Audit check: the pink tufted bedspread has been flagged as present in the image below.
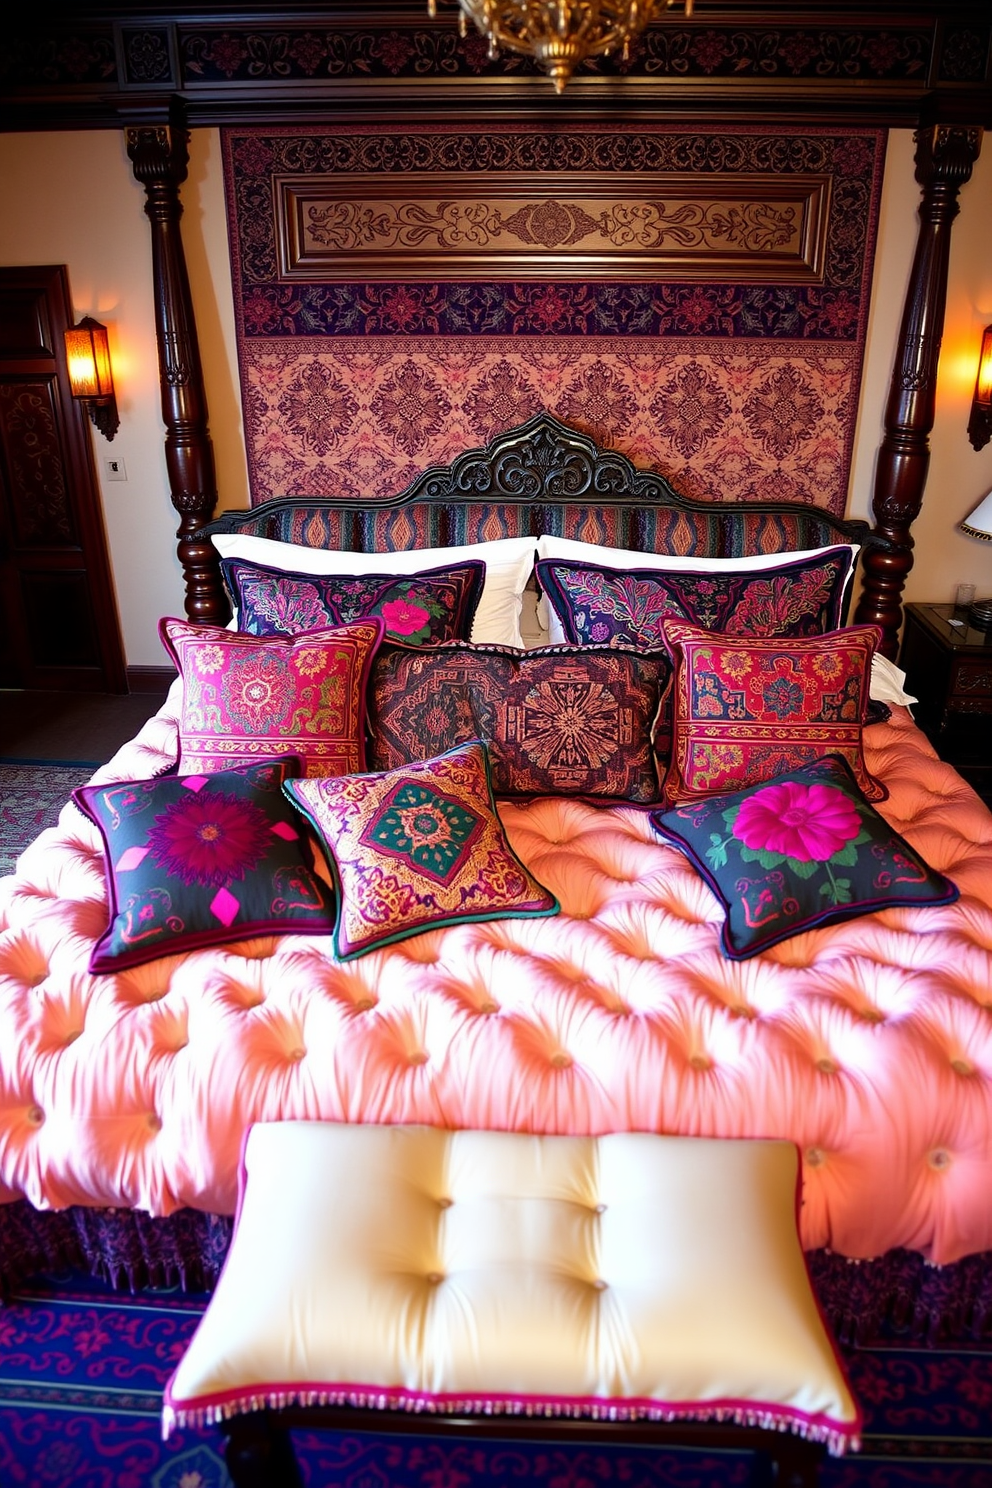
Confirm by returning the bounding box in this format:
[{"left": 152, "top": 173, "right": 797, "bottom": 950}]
[{"left": 1, "top": 691, "right": 990, "bottom": 1266}]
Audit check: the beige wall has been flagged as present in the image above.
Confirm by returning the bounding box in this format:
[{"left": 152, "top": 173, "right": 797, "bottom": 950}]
[{"left": 1, "top": 125, "right": 990, "bottom": 667}]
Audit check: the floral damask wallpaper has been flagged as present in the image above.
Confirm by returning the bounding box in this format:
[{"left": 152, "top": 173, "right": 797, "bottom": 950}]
[{"left": 223, "top": 124, "right": 885, "bottom": 514}]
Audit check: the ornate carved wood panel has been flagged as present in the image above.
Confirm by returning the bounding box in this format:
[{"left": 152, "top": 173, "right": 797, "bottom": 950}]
[{"left": 275, "top": 171, "right": 830, "bottom": 282}]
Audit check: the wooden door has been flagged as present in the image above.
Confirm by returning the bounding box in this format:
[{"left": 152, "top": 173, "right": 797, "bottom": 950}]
[{"left": 0, "top": 264, "right": 126, "bottom": 692}]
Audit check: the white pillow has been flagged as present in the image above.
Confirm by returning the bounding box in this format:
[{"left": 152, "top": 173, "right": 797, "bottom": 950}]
[
  {"left": 212, "top": 532, "right": 537, "bottom": 648},
  {"left": 535, "top": 536, "right": 861, "bottom": 642},
  {"left": 869, "top": 654, "right": 917, "bottom": 708}
]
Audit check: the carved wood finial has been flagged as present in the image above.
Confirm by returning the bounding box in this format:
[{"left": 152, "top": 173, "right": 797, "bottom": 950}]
[
  {"left": 854, "top": 124, "right": 983, "bottom": 659},
  {"left": 125, "top": 105, "right": 228, "bottom": 625}
]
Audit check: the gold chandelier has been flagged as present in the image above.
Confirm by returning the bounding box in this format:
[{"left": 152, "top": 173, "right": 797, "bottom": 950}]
[{"left": 428, "top": 0, "right": 694, "bottom": 93}]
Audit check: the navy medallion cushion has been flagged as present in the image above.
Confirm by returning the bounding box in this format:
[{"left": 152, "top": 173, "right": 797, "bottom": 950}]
[
  {"left": 535, "top": 547, "right": 856, "bottom": 649},
  {"left": 366, "top": 640, "right": 669, "bottom": 803},
  {"left": 283, "top": 740, "right": 559, "bottom": 960},
  {"left": 74, "top": 757, "right": 335, "bottom": 972},
  {"left": 649, "top": 754, "right": 958, "bottom": 961},
  {"left": 220, "top": 556, "right": 484, "bottom": 646}
]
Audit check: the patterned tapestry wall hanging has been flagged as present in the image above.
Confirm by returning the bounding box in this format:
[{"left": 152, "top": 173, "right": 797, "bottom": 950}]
[{"left": 223, "top": 125, "right": 885, "bottom": 515}]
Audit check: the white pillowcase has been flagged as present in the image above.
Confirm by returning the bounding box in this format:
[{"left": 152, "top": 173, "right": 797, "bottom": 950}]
[
  {"left": 535, "top": 535, "right": 861, "bottom": 643},
  {"left": 212, "top": 532, "right": 537, "bottom": 648},
  {"left": 869, "top": 654, "right": 917, "bottom": 708}
]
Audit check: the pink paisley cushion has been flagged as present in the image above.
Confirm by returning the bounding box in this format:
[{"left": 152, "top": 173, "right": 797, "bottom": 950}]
[
  {"left": 160, "top": 616, "right": 383, "bottom": 778},
  {"left": 73, "top": 756, "right": 336, "bottom": 973},
  {"left": 659, "top": 619, "right": 886, "bottom": 805},
  {"left": 366, "top": 640, "right": 668, "bottom": 804},
  {"left": 283, "top": 740, "right": 559, "bottom": 960}
]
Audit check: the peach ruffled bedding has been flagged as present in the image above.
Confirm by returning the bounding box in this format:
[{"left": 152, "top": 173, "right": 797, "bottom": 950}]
[{"left": 1, "top": 687, "right": 990, "bottom": 1265}]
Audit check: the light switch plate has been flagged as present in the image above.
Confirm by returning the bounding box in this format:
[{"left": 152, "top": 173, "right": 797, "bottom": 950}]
[{"left": 104, "top": 457, "right": 127, "bottom": 481}]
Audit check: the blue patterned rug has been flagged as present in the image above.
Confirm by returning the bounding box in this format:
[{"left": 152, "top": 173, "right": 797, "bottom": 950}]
[
  {"left": 0, "top": 1273, "right": 989, "bottom": 1487},
  {"left": 0, "top": 759, "right": 97, "bottom": 876}
]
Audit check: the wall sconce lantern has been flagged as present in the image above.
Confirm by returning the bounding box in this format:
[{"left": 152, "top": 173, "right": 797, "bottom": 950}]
[
  {"left": 967, "top": 323, "right": 992, "bottom": 452},
  {"left": 64, "top": 316, "right": 119, "bottom": 441}
]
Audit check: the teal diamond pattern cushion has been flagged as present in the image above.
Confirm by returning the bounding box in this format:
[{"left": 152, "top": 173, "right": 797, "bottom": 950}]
[{"left": 284, "top": 740, "right": 559, "bottom": 960}]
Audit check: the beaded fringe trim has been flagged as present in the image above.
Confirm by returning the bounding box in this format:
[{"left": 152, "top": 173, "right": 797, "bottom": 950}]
[{"left": 163, "top": 1390, "right": 857, "bottom": 1458}]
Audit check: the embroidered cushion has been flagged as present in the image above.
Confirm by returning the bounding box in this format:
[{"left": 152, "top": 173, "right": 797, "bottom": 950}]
[
  {"left": 650, "top": 754, "right": 959, "bottom": 960},
  {"left": 535, "top": 547, "right": 856, "bottom": 649},
  {"left": 283, "top": 740, "right": 558, "bottom": 960},
  {"left": 211, "top": 532, "right": 537, "bottom": 647},
  {"left": 366, "top": 641, "right": 668, "bottom": 803},
  {"left": 659, "top": 620, "right": 885, "bottom": 804},
  {"left": 220, "top": 556, "right": 484, "bottom": 646},
  {"left": 74, "top": 757, "right": 335, "bottom": 972},
  {"left": 160, "top": 616, "right": 382, "bottom": 778}
]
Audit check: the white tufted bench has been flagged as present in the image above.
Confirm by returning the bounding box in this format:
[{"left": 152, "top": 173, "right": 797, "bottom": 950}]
[{"left": 164, "top": 1123, "right": 859, "bottom": 1488}]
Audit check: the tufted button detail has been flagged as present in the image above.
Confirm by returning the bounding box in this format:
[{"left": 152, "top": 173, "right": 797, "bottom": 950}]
[
  {"left": 148, "top": 1114, "right": 162, "bottom": 1133},
  {"left": 64, "top": 1030, "right": 82, "bottom": 1045},
  {"left": 480, "top": 1000, "right": 499, "bottom": 1015},
  {"left": 426, "top": 1272, "right": 443, "bottom": 1286},
  {"left": 805, "top": 1147, "right": 825, "bottom": 1168},
  {"left": 409, "top": 1050, "right": 429, "bottom": 1066},
  {"left": 816, "top": 1058, "right": 838, "bottom": 1076},
  {"left": 437, "top": 1197, "right": 452, "bottom": 1210},
  {"left": 354, "top": 997, "right": 375, "bottom": 1013},
  {"left": 288, "top": 1047, "right": 306, "bottom": 1063},
  {"left": 950, "top": 1058, "right": 974, "bottom": 1078},
  {"left": 26, "top": 1105, "right": 44, "bottom": 1127},
  {"left": 595, "top": 1203, "right": 607, "bottom": 1214},
  {"left": 689, "top": 1054, "right": 711, "bottom": 1073},
  {"left": 591, "top": 1279, "right": 608, "bottom": 1292},
  {"left": 928, "top": 1148, "right": 951, "bottom": 1172},
  {"left": 550, "top": 1051, "right": 573, "bottom": 1070}
]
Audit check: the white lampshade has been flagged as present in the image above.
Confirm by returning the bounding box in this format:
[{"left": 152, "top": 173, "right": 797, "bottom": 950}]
[{"left": 960, "top": 489, "right": 992, "bottom": 541}]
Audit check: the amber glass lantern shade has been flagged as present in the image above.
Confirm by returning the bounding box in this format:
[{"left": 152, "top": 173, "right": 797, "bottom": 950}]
[
  {"left": 967, "top": 323, "right": 992, "bottom": 452},
  {"left": 64, "top": 317, "right": 119, "bottom": 440}
]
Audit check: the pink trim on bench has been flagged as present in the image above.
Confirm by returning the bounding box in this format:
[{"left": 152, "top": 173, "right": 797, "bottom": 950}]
[{"left": 163, "top": 1377, "right": 860, "bottom": 1458}]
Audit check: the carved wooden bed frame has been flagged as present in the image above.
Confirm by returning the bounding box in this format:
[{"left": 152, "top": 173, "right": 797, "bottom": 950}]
[
  {"left": 122, "top": 109, "right": 983, "bottom": 662},
  {"left": 197, "top": 411, "right": 876, "bottom": 584}
]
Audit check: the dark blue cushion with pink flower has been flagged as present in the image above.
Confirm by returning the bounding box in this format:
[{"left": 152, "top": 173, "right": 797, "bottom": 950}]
[
  {"left": 74, "top": 757, "right": 336, "bottom": 972},
  {"left": 649, "top": 754, "right": 958, "bottom": 960},
  {"left": 221, "top": 556, "right": 484, "bottom": 646}
]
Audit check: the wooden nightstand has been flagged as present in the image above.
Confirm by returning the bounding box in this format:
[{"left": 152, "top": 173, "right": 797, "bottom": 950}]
[{"left": 899, "top": 603, "right": 992, "bottom": 805}]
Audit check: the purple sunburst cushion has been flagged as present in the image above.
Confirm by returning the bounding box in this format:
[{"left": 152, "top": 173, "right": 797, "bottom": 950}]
[
  {"left": 658, "top": 619, "right": 886, "bottom": 804},
  {"left": 365, "top": 640, "right": 669, "bottom": 804},
  {"left": 283, "top": 740, "right": 559, "bottom": 960},
  {"left": 160, "top": 616, "right": 383, "bottom": 778},
  {"left": 220, "top": 556, "right": 485, "bottom": 645},
  {"left": 74, "top": 756, "right": 336, "bottom": 973},
  {"left": 650, "top": 754, "right": 958, "bottom": 960}
]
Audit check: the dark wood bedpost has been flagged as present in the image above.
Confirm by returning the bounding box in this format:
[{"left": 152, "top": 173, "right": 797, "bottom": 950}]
[
  {"left": 854, "top": 124, "right": 983, "bottom": 659},
  {"left": 125, "top": 106, "right": 229, "bottom": 625}
]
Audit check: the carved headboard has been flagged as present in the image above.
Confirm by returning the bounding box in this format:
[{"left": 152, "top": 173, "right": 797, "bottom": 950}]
[{"left": 201, "top": 411, "right": 870, "bottom": 558}]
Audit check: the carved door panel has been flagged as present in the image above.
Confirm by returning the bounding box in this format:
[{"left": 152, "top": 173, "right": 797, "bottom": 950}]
[{"left": 0, "top": 265, "right": 126, "bottom": 691}]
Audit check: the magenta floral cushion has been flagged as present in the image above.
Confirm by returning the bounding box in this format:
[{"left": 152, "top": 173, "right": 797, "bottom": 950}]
[
  {"left": 536, "top": 548, "right": 856, "bottom": 648},
  {"left": 659, "top": 619, "right": 886, "bottom": 804},
  {"left": 650, "top": 754, "right": 958, "bottom": 960},
  {"left": 220, "top": 557, "right": 484, "bottom": 646},
  {"left": 74, "top": 757, "right": 335, "bottom": 972},
  {"left": 366, "top": 641, "right": 669, "bottom": 803},
  {"left": 160, "top": 616, "right": 383, "bottom": 778},
  {"left": 283, "top": 740, "right": 559, "bottom": 960}
]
